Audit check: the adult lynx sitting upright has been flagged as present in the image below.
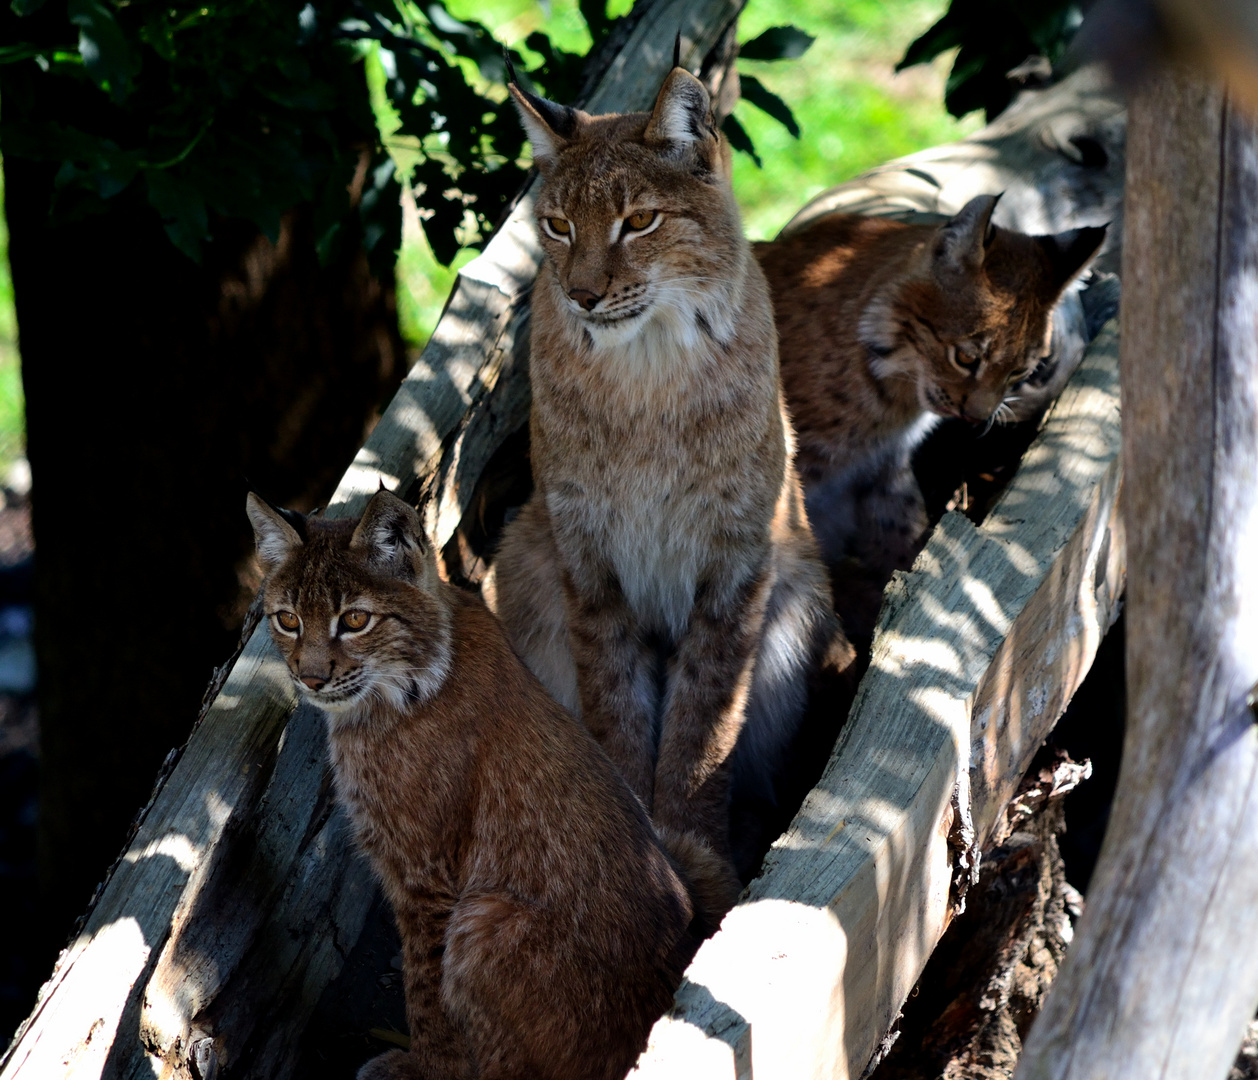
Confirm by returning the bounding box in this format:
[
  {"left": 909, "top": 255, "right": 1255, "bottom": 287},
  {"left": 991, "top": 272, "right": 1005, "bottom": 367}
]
[
  {"left": 247, "top": 490, "right": 734, "bottom": 1080},
  {"left": 493, "top": 67, "right": 854, "bottom": 879}
]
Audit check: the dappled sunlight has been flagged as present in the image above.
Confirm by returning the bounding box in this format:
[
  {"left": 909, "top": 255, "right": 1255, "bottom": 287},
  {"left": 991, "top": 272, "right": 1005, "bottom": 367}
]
[
  {"left": 652, "top": 319, "right": 1123, "bottom": 1076},
  {"left": 123, "top": 834, "right": 199, "bottom": 875},
  {"left": 2, "top": 918, "right": 149, "bottom": 1079}
]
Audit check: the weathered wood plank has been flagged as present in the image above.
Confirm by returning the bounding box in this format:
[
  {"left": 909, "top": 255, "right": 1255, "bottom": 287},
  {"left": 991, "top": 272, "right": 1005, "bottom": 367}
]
[
  {"left": 779, "top": 64, "right": 1124, "bottom": 252},
  {"left": 0, "top": 6, "right": 742, "bottom": 1078},
  {"left": 1015, "top": 69, "right": 1258, "bottom": 1080},
  {"left": 633, "top": 323, "right": 1124, "bottom": 1080}
]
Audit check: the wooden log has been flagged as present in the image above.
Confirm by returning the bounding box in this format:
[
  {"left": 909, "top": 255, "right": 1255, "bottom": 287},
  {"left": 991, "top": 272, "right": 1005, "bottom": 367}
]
[
  {"left": 632, "top": 322, "right": 1125, "bottom": 1080},
  {"left": 0, "top": 6, "right": 742, "bottom": 1078},
  {"left": 779, "top": 65, "right": 1125, "bottom": 260},
  {"left": 1013, "top": 68, "right": 1258, "bottom": 1080}
]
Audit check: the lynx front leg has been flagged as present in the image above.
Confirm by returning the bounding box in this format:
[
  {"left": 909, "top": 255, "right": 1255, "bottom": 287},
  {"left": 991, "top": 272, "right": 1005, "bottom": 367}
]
[
  {"left": 562, "top": 568, "right": 661, "bottom": 807},
  {"left": 653, "top": 566, "right": 773, "bottom": 855},
  {"left": 358, "top": 896, "right": 474, "bottom": 1080}
]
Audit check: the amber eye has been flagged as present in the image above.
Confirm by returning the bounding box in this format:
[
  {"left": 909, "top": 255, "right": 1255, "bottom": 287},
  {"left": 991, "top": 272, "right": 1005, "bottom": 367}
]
[
  {"left": 545, "top": 217, "right": 571, "bottom": 237},
  {"left": 340, "top": 610, "right": 370, "bottom": 633},
  {"left": 947, "top": 344, "right": 980, "bottom": 373},
  {"left": 275, "top": 611, "right": 300, "bottom": 632},
  {"left": 624, "top": 210, "right": 657, "bottom": 232}
]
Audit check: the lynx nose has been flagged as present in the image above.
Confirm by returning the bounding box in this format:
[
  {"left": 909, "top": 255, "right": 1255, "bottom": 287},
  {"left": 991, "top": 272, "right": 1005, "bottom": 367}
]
[
  {"left": 568, "top": 288, "right": 603, "bottom": 312},
  {"left": 300, "top": 674, "right": 328, "bottom": 691}
]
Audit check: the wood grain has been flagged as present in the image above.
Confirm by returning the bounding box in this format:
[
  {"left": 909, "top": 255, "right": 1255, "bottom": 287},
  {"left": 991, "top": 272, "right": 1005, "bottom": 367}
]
[
  {"left": 0, "top": 6, "right": 742, "bottom": 1077},
  {"left": 1015, "top": 69, "right": 1258, "bottom": 1080},
  {"left": 634, "top": 324, "right": 1124, "bottom": 1080}
]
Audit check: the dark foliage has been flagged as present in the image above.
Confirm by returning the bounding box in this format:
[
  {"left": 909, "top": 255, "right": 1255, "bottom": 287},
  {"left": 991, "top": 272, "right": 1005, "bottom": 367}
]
[
  {"left": 0, "top": 0, "right": 601, "bottom": 269},
  {"left": 897, "top": 0, "right": 1087, "bottom": 120}
]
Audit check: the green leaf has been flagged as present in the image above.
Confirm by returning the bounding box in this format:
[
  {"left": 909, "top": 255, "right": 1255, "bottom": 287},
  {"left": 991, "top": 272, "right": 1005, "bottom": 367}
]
[
  {"left": 897, "top": 15, "right": 963, "bottom": 71},
  {"left": 68, "top": 0, "right": 138, "bottom": 102},
  {"left": 0, "top": 42, "right": 47, "bottom": 64},
  {"left": 738, "top": 26, "right": 814, "bottom": 62},
  {"left": 9, "top": 0, "right": 47, "bottom": 17},
  {"left": 144, "top": 170, "right": 208, "bottom": 262},
  {"left": 721, "top": 112, "right": 760, "bottom": 168},
  {"left": 738, "top": 74, "right": 800, "bottom": 138}
]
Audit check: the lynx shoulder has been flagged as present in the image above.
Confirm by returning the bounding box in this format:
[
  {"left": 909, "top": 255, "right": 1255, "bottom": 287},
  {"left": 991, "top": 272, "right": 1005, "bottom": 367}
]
[
  {"left": 247, "top": 490, "right": 735, "bottom": 1080},
  {"left": 756, "top": 196, "right": 1105, "bottom": 643},
  {"left": 491, "top": 67, "right": 855, "bottom": 881}
]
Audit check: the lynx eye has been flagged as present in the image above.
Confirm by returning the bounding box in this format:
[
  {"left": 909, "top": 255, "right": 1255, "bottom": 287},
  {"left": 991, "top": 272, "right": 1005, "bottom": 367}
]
[
  {"left": 340, "top": 610, "right": 371, "bottom": 633},
  {"left": 947, "top": 344, "right": 980, "bottom": 374},
  {"left": 275, "top": 611, "right": 300, "bottom": 632},
  {"left": 624, "top": 210, "right": 657, "bottom": 232},
  {"left": 544, "top": 217, "right": 572, "bottom": 239}
]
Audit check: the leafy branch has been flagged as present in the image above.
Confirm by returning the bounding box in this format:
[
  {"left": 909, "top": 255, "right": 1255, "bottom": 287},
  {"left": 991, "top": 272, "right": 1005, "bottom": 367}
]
[{"left": 721, "top": 24, "right": 814, "bottom": 169}]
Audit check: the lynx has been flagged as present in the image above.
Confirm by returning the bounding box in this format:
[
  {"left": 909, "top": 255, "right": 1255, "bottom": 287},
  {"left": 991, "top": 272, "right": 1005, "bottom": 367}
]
[
  {"left": 491, "top": 68, "right": 855, "bottom": 881},
  {"left": 247, "top": 490, "right": 735, "bottom": 1080},
  {"left": 756, "top": 196, "right": 1106, "bottom": 643}
]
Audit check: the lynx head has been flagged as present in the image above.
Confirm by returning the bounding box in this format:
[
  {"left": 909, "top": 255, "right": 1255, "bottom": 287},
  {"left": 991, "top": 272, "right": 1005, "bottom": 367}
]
[
  {"left": 510, "top": 67, "right": 745, "bottom": 351},
  {"left": 246, "top": 490, "right": 452, "bottom": 720},
  {"left": 861, "top": 194, "right": 1106, "bottom": 425}
]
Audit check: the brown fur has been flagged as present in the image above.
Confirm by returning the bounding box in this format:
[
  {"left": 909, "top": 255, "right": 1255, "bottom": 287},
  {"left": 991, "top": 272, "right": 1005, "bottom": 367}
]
[
  {"left": 492, "top": 70, "right": 855, "bottom": 881},
  {"left": 756, "top": 197, "right": 1105, "bottom": 643},
  {"left": 247, "top": 491, "right": 737, "bottom": 1080}
]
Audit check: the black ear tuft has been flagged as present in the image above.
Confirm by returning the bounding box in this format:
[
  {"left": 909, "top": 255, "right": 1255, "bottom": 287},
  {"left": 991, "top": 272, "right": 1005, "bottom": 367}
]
[
  {"left": 503, "top": 47, "right": 517, "bottom": 87},
  {"left": 673, "top": 31, "right": 682, "bottom": 70}
]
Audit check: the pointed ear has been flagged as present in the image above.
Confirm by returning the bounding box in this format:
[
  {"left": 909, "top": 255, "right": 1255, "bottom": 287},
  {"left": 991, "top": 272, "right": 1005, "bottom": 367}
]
[
  {"left": 644, "top": 68, "right": 716, "bottom": 163},
  {"left": 1038, "top": 224, "right": 1108, "bottom": 294},
  {"left": 509, "top": 82, "right": 579, "bottom": 170},
  {"left": 350, "top": 490, "right": 427, "bottom": 578},
  {"left": 246, "top": 492, "right": 304, "bottom": 575},
  {"left": 935, "top": 194, "right": 1002, "bottom": 274}
]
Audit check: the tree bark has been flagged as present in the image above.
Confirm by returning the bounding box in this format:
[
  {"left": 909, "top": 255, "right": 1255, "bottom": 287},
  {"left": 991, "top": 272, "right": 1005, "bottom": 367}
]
[
  {"left": 0, "top": 66, "right": 405, "bottom": 954},
  {"left": 1015, "top": 67, "right": 1258, "bottom": 1080}
]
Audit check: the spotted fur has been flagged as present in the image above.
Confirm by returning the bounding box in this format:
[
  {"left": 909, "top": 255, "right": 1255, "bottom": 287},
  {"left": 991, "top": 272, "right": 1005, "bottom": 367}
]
[
  {"left": 756, "top": 197, "right": 1105, "bottom": 643},
  {"left": 248, "top": 491, "right": 737, "bottom": 1080},
  {"left": 492, "top": 69, "right": 856, "bottom": 881}
]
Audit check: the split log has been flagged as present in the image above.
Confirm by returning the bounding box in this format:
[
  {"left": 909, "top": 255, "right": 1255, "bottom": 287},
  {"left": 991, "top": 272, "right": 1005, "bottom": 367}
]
[
  {"left": 1013, "top": 68, "right": 1258, "bottom": 1080},
  {"left": 0, "top": 5, "right": 742, "bottom": 1078},
  {"left": 632, "top": 321, "right": 1125, "bottom": 1080}
]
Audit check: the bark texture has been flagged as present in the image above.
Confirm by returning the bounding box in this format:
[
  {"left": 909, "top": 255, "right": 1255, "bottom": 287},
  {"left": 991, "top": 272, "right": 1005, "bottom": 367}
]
[{"left": 1016, "top": 67, "right": 1258, "bottom": 1080}]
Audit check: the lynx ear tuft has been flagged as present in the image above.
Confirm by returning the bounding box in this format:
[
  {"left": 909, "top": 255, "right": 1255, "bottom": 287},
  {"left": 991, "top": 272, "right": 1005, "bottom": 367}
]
[
  {"left": 644, "top": 68, "right": 715, "bottom": 162},
  {"left": 246, "top": 492, "right": 304, "bottom": 574},
  {"left": 1039, "top": 224, "right": 1108, "bottom": 294},
  {"left": 351, "top": 490, "right": 427, "bottom": 578},
  {"left": 509, "top": 82, "right": 579, "bottom": 170},
  {"left": 935, "top": 193, "right": 1002, "bottom": 274}
]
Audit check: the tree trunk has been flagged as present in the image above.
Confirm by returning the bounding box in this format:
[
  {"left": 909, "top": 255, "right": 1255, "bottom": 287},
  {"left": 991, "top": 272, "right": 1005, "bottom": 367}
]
[
  {"left": 1015, "top": 67, "right": 1258, "bottom": 1079},
  {"left": 0, "top": 96, "right": 405, "bottom": 957}
]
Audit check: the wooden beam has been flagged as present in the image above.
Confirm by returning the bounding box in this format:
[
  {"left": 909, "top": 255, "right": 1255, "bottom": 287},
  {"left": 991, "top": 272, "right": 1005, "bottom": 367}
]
[
  {"left": 1014, "top": 69, "right": 1258, "bottom": 1080},
  {"left": 0, "top": 6, "right": 742, "bottom": 1078},
  {"left": 633, "top": 322, "right": 1125, "bottom": 1080}
]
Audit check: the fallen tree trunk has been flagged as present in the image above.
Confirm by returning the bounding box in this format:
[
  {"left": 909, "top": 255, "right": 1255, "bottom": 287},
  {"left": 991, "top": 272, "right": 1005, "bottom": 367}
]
[{"left": 1014, "top": 67, "right": 1258, "bottom": 1080}]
